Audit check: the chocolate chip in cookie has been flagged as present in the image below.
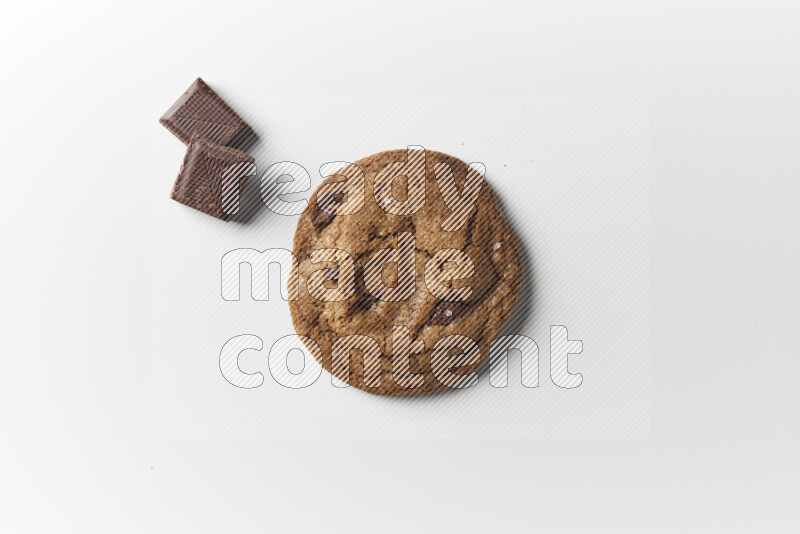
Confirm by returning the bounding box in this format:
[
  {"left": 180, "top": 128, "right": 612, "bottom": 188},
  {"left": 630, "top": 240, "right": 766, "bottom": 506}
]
[{"left": 312, "top": 192, "right": 345, "bottom": 230}]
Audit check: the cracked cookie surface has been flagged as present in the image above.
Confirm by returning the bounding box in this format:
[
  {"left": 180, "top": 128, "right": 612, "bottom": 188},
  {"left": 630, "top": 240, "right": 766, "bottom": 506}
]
[{"left": 289, "top": 149, "right": 522, "bottom": 396}]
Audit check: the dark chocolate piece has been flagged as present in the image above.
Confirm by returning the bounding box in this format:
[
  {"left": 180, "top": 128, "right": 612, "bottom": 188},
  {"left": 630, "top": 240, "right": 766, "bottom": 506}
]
[
  {"left": 352, "top": 293, "right": 379, "bottom": 312},
  {"left": 312, "top": 193, "right": 343, "bottom": 229},
  {"left": 313, "top": 207, "right": 336, "bottom": 229},
  {"left": 160, "top": 78, "right": 254, "bottom": 148},
  {"left": 171, "top": 135, "right": 255, "bottom": 221}
]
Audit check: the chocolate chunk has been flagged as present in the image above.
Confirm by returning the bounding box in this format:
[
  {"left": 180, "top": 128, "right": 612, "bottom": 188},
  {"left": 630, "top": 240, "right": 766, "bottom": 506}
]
[
  {"left": 160, "top": 78, "right": 254, "bottom": 148},
  {"left": 322, "top": 267, "right": 340, "bottom": 288},
  {"left": 312, "top": 193, "right": 344, "bottom": 229},
  {"left": 171, "top": 135, "right": 255, "bottom": 221},
  {"left": 352, "top": 293, "right": 379, "bottom": 312},
  {"left": 313, "top": 207, "right": 336, "bottom": 229},
  {"left": 429, "top": 300, "right": 469, "bottom": 326}
]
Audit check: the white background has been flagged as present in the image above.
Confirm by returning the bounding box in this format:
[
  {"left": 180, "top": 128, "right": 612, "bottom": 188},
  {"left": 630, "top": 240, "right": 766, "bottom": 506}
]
[
  {"left": 150, "top": 94, "right": 650, "bottom": 439},
  {"left": 1, "top": 0, "right": 799, "bottom": 532}
]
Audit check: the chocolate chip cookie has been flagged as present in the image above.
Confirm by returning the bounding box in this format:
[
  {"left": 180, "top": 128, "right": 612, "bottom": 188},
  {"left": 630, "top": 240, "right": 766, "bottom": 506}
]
[{"left": 289, "top": 148, "right": 522, "bottom": 396}]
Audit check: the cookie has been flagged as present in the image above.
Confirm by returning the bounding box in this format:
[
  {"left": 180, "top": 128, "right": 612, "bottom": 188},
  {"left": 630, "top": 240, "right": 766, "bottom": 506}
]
[{"left": 289, "top": 149, "right": 522, "bottom": 396}]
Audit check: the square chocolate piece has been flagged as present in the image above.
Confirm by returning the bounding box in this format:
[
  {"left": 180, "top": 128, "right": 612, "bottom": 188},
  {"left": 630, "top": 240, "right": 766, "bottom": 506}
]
[
  {"left": 159, "top": 77, "right": 254, "bottom": 148},
  {"left": 171, "top": 135, "right": 255, "bottom": 221}
]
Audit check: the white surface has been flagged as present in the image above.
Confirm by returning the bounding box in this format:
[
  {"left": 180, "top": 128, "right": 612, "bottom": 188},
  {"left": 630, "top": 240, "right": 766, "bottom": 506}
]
[{"left": 1, "top": 0, "right": 799, "bottom": 532}]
